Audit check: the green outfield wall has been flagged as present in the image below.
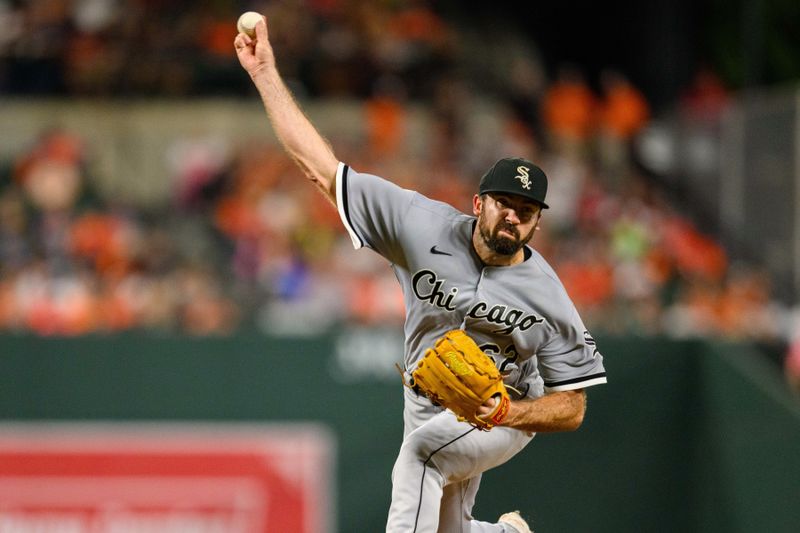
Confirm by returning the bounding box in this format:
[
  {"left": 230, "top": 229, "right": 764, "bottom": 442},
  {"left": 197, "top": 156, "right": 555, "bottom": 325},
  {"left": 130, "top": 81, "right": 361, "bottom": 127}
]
[{"left": 1, "top": 331, "right": 798, "bottom": 532}]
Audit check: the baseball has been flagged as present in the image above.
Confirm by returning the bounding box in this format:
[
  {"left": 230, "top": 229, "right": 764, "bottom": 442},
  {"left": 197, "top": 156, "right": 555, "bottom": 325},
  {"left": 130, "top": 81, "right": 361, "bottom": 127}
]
[{"left": 237, "top": 11, "right": 262, "bottom": 38}]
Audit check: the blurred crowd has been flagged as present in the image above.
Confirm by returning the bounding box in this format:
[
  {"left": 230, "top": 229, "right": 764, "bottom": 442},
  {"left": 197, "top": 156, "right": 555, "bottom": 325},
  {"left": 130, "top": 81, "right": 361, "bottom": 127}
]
[
  {"left": 0, "top": 0, "right": 798, "bottom": 385},
  {"left": 0, "top": 0, "right": 463, "bottom": 99}
]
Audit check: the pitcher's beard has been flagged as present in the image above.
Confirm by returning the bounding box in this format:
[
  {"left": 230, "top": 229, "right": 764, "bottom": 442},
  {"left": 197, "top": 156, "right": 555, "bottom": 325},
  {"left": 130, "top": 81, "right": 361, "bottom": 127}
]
[{"left": 479, "top": 218, "right": 534, "bottom": 256}]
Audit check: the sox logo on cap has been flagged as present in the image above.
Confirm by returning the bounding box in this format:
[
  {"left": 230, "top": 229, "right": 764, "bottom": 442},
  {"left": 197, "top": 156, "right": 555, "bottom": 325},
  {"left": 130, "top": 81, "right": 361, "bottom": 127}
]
[{"left": 514, "top": 166, "right": 532, "bottom": 190}]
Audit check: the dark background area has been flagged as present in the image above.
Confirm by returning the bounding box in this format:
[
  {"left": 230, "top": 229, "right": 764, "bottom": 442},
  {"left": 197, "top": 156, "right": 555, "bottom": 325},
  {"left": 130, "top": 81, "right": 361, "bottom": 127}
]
[
  {"left": 446, "top": 0, "right": 799, "bottom": 109},
  {"left": 3, "top": 0, "right": 798, "bottom": 108}
]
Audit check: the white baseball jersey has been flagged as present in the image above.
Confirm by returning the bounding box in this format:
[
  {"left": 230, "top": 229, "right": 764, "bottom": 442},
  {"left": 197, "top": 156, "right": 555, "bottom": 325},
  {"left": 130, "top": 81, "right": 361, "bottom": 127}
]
[{"left": 336, "top": 162, "right": 607, "bottom": 397}]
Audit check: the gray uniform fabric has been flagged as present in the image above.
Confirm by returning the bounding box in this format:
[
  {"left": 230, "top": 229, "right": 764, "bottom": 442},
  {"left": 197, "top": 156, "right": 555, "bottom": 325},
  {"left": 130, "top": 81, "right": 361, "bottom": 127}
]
[{"left": 335, "top": 162, "right": 607, "bottom": 532}]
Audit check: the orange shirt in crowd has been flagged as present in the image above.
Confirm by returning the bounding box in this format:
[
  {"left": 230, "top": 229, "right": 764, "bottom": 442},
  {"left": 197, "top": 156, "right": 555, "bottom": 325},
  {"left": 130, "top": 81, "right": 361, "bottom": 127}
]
[
  {"left": 541, "top": 75, "right": 598, "bottom": 141},
  {"left": 599, "top": 76, "right": 650, "bottom": 139}
]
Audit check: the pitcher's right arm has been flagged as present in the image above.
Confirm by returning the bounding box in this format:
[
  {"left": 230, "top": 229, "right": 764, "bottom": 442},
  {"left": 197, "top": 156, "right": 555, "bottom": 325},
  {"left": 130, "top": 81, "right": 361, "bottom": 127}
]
[{"left": 234, "top": 16, "right": 339, "bottom": 205}]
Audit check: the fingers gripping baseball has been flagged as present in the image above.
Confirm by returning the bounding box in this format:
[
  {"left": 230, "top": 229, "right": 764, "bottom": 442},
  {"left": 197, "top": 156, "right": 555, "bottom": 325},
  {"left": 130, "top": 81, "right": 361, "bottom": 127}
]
[
  {"left": 478, "top": 395, "right": 499, "bottom": 418},
  {"left": 234, "top": 15, "right": 275, "bottom": 77}
]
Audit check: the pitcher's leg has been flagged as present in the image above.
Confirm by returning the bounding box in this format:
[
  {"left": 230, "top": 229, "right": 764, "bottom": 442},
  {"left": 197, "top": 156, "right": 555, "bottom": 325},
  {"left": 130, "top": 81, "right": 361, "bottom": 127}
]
[
  {"left": 387, "top": 410, "right": 534, "bottom": 532},
  {"left": 387, "top": 450, "right": 445, "bottom": 532},
  {"left": 437, "top": 476, "right": 515, "bottom": 533},
  {"left": 436, "top": 477, "right": 478, "bottom": 533},
  {"left": 387, "top": 419, "right": 477, "bottom": 532},
  {"left": 436, "top": 478, "right": 470, "bottom": 533}
]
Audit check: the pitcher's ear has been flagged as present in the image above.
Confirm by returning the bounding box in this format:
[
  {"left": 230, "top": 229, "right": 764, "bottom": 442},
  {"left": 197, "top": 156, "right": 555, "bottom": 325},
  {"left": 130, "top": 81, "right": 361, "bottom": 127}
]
[{"left": 472, "top": 194, "right": 483, "bottom": 216}]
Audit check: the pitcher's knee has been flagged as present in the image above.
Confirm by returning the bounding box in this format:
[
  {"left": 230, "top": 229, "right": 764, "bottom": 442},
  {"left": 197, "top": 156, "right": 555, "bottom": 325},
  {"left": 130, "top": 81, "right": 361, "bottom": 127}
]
[{"left": 397, "top": 430, "right": 438, "bottom": 463}]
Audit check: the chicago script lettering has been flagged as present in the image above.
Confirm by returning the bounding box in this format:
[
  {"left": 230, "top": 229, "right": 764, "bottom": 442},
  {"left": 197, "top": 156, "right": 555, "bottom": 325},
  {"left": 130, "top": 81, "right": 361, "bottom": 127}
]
[
  {"left": 411, "top": 269, "right": 544, "bottom": 334},
  {"left": 412, "top": 269, "right": 458, "bottom": 311},
  {"left": 467, "top": 302, "right": 543, "bottom": 335}
]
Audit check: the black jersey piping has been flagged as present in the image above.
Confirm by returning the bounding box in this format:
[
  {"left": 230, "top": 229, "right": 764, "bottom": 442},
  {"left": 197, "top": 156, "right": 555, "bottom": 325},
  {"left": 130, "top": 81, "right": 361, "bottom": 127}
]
[
  {"left": 544, "top": 371, "right": 607, "bottom": 388},
  {"left": 340, "top": 164, "right": 365, "bottom": 247}
]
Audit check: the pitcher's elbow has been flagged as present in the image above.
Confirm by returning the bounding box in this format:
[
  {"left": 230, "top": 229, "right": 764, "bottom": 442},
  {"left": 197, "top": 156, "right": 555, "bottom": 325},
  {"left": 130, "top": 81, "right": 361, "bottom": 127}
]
[{"left": 569, "top": 411, "right": 585, "bottom": 431}]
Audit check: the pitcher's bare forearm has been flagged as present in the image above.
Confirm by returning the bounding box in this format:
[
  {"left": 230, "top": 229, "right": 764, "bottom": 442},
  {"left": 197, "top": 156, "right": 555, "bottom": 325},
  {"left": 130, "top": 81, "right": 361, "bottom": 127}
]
[
  {"left": 506, "top": 389, "right": 586, "bottom": 432},
  {"left": 251, "top": 67, "right": 338, "bottom": 203},
  {"left": 235, "top": 16, "right": 338, "bottom": 204}
]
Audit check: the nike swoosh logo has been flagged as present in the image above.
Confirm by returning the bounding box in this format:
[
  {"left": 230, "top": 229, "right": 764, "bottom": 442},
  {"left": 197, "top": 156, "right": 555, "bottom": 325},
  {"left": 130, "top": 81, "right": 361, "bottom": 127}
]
[{"left": 430, "top": 246, "right": 453, "bottom": 256}]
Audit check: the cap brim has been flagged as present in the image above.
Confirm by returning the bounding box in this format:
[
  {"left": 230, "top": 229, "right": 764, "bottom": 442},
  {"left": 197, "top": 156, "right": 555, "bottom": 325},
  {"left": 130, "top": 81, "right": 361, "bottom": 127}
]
[{"left": 480, "top": 188, "right": 549, "bottom": 209}]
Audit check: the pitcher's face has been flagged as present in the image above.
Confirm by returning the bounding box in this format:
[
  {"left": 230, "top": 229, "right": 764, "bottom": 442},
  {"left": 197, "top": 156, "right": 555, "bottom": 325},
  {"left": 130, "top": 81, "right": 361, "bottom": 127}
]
[{"left": 474, "top": 193, "right": 542, "bottom": 256}]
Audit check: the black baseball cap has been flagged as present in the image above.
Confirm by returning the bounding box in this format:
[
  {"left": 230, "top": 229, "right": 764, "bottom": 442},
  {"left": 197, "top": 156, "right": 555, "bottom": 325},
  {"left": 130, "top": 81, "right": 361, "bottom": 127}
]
[{"left": 478, "top": 157, "right": 549, "bottom": 209}]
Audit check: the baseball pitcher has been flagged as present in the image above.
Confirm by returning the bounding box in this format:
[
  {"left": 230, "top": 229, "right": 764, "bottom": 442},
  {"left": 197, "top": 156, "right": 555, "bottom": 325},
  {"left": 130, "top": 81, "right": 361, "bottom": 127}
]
[{"left": 235, "top": 15, "right": 606, "bottom": 533}]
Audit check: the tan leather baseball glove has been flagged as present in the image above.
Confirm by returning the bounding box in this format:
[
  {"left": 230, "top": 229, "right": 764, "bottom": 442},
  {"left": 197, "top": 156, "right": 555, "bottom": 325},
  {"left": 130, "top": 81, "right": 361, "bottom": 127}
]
[{"left": 411, "top": 330, "right": 510, "bottom": 430}]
